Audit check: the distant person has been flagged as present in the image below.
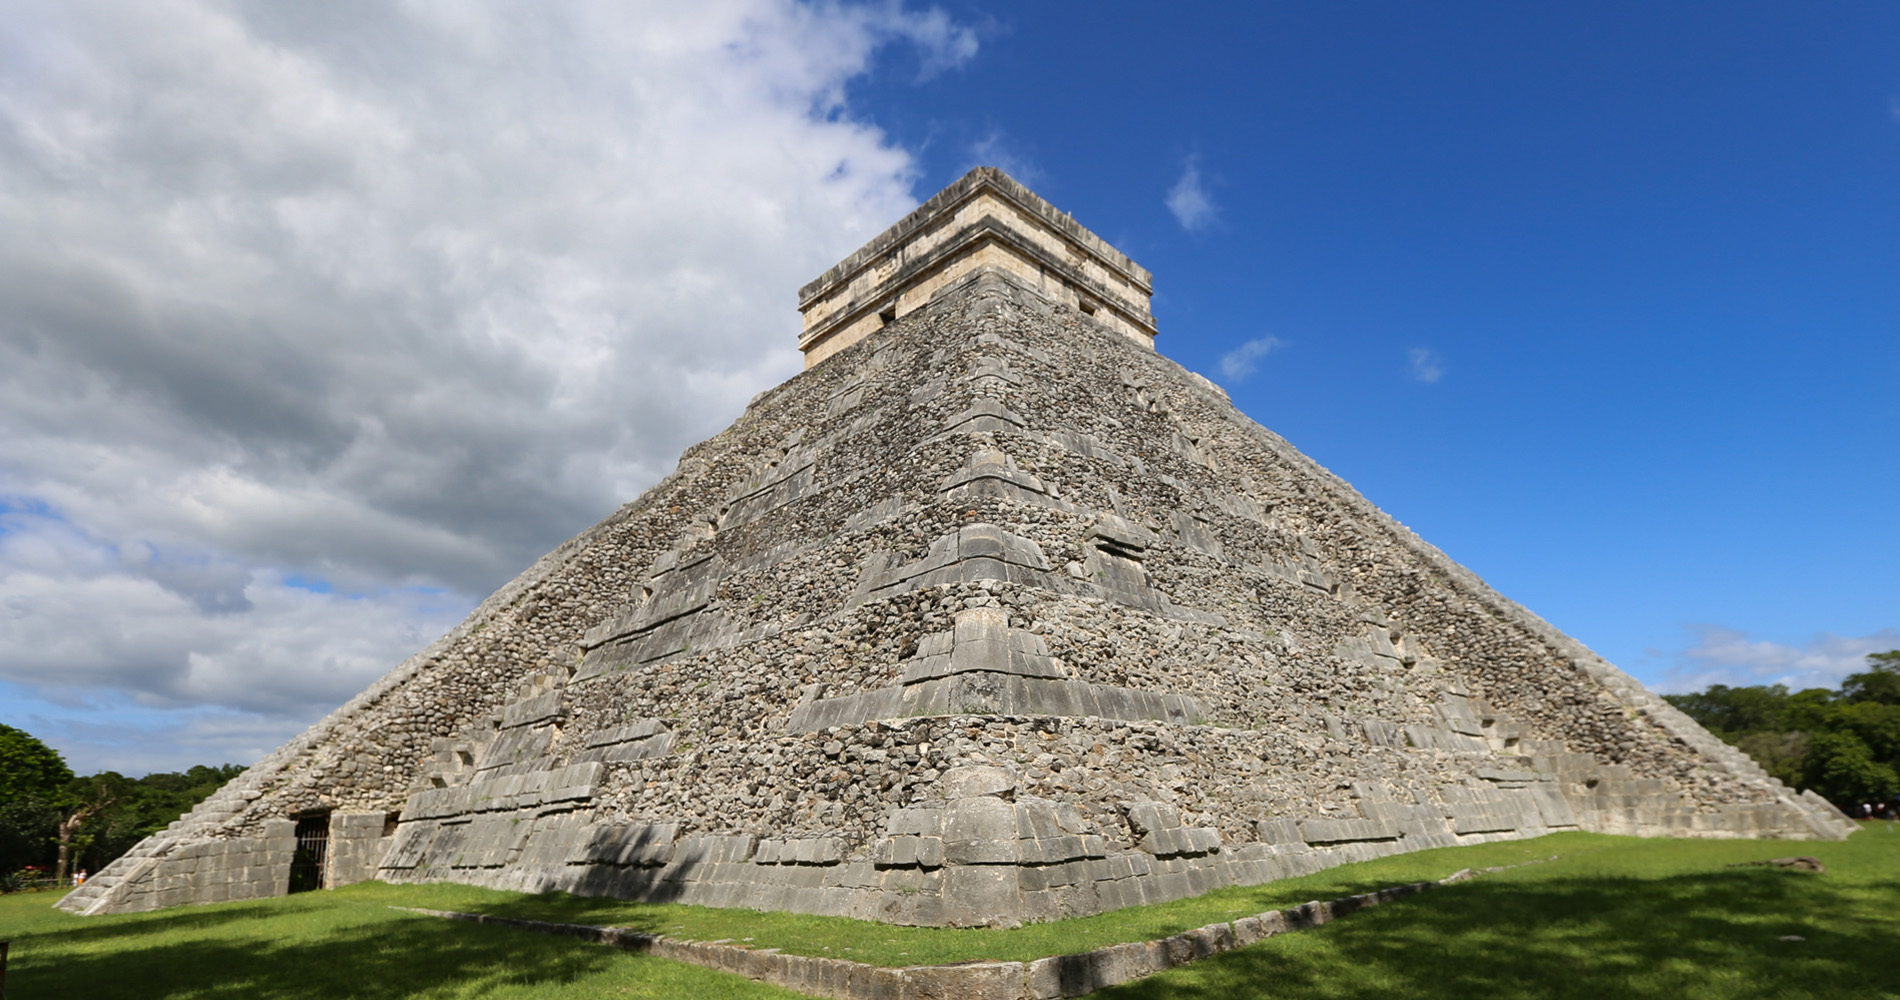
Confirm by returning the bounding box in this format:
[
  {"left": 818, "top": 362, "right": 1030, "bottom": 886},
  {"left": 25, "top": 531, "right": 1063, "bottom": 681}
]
[{"left": 74, "top": 868, "right": 87, "bottom": 886}]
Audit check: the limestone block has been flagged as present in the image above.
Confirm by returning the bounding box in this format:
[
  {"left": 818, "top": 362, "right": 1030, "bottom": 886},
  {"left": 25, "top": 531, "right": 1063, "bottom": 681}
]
[
  {"left": 500, "top": 692, "right": 564, "bottom": 730},
  {"left": 585, "top": 719, "right": 667, "bottom": 748},
  {"left": 1361, "top": 800, "right": 1456, "bottom": 840},
  {"left": 1298, "top": 818, "right": 1400, "bottom": 845},
  {"left": 1233, "top": 911, "right": 1287, "bottom": 946},
  {"left": 1163, "top": 923, "right": 1232, "bottom": 965},
  {"left": 1404, "top": 726, "right": 1489, "bottom": 752},
  {"left": 940, "top": 765, "right": 1018, "bottom": 800},
  {"left": 1124, "top": 801, "right": 1179, "bottom": 837},
  {"left": 1255, "top": 818, "right": 1303, "bottom": 846},
  {"left": 1445, "top": 800, "right": 1523, "bottom": 835},
  {"left": 886, "top": 807, "right": 945, "bottom": 837},
  {"left": 1529, "top": 782, "right": 1579, "bottom": 827},
  {"left": 944, "top": 798, "right": 1019, "bottom": 864},
  {"left": 876, "top": 836, "right": 919, "bottom": 867},
  {"left": 940, "top": 865, "right": 1021, "bottom": 928}
]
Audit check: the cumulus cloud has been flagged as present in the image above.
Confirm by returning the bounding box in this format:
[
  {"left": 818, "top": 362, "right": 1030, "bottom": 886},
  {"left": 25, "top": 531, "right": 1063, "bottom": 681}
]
[
  {"left": 1218, "top": 335, "right": 1285, "bottom": 382},
  {"left": 4, "top": 693, "right": 321, "bottom": 775},
  {"left": 0, "top": 0, "right": 976, "bottom": 771},
  {"left": 1657, "top": 625, "right": 1900, "bottom": 694},
  {"left": 1408, "top": 347, "right": 1446, "bottom": 383},
  {"left": 1165, "top": 158, "right": 1215, "bottom": 231},
  {"left": 1, "top": 501, "right": 465, "bottom": 716}
]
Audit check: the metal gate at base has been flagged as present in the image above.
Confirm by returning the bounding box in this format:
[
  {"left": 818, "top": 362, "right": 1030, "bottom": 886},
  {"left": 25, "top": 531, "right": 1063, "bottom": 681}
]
[{"left": 288, "top": 813, "right": 330, "bottom": 893}]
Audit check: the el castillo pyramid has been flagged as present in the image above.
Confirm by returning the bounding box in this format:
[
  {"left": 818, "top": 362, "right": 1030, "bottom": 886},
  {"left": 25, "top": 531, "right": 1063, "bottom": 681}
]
[{"left": 61, "top": 168, "right": 1850, "bottom": 923}]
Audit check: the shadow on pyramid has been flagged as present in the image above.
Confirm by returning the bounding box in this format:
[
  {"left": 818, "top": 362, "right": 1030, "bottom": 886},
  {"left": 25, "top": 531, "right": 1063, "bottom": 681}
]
[{"left": 62, "top": 168, "right": 1851, "bottom": 924}]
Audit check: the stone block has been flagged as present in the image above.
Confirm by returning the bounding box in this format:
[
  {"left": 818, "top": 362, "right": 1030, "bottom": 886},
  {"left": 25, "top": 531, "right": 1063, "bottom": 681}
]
[
  {"left": 944, "top": 796, "right": 1019, "bottom": 860},
  {"left": 940, "top": 765, "right": 1017, "bottom": 800},
  {"left": 1025, "top": 957, "right": 1064, "bottom": 999},
  {"left": 1124, "top": 801, "right": 1179, "bottom": 838},
  {"left": 886, "top": 807, "right": 945, "bottom": 837},
  {"left": 1255, "top": 818, "right": 1302, "bottom": 845},
  {"left": 941, "top": 865, "right": 1020, "bottom": 928},
  {"left": 1445, "top": 800, "right": 1523, "bottom": 836},
  {"left": 897, "top": 961, "right": 1024, "bottom": 1000},
  {"left": 1232, "top": 914, "right": 1271, "bottom": 946},
  {"left": 500, "top": 692, "right": 564, "bottom": 729},
  {"left": 1298, "top": 817, "right": 1400, "bottom": 845},
  {"left": 1529, "top": 782, "right": 1579, "bottom": 827}
]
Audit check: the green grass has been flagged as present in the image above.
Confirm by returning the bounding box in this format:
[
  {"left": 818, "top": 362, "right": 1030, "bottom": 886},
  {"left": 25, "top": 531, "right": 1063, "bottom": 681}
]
[
  {"left": 0, "top": 886, "right": 803, "bottom": 999},
  {"left": 377, "top": 833, "right": 1601, "bottom": 967},
  {"left": 2, "top": 825, "right": 1895, "bottom": 998},
  {"left": 1100, "top": 822, "right": 1900, "bottom": 1000}
]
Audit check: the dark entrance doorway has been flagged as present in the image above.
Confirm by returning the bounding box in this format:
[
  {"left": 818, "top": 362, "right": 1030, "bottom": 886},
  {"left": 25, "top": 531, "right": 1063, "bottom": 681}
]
[{"left": 288, "top": 813, "right": 330, "bottom": 893}]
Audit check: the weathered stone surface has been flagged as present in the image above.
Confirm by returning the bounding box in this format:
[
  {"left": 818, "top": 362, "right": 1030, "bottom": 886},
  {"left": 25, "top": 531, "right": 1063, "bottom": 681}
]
[
  {"left": 61, "top": 167, "right": 1850, "bottom": 922},
  {"left": 940, "top": 765, "right": 1018, "bottom": 800}
]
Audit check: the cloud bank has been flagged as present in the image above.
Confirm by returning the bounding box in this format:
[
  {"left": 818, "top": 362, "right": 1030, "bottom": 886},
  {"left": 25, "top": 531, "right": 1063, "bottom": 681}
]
[
  {"left": 1657, "top": 625, "right": 1900, "bottom": 694},
  {"left": 0, "top": 0, "right": 975, "bottom": 772}
]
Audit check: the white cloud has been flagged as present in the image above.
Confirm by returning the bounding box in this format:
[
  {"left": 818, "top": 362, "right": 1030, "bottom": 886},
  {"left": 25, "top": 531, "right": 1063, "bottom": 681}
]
[
  {"left": 1218, "top": 335, "right": 1285, "bottom": 382},
  {"left": 1657, "top": 625, "right": 1900, "bottom": 694},
  {"left": 0, "top": 0, "right": 977, "bottom": 770},
  {"left": 4, "top": 694, "right": 319, "bottom": 775},
  {"left": 1165, "top": 158, "right": 1215, "bottom": 231},
  {"left": 1408, "top": 347, "right": 1445, "bottom": 383},
  {"left": 0, "top": 503, "right": 464, "bottom": 718},
  {"left": 872, "top": 3, "right": 980, "bottom": 79}
]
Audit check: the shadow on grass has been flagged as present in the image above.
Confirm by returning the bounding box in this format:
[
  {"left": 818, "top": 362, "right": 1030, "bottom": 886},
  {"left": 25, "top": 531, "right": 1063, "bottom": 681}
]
[
  {"left": 436, "top": 867, "right": 1524, "bottom": 938},
  {"left": 5, "top": 902, "right": 285, "bottom": 945},
  {"left": 1102, "top": 868, "right": 1900, "bottom": 1000},
  {"left": 9, "top": 906, "right": 623, "bottom": 1000},
  {"left": 453, "top": 890, "right": 692, "bottom": 933}
]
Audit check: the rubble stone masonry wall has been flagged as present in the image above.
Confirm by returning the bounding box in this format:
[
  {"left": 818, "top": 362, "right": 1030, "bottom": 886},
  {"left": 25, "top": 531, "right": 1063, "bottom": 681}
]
[{"left": 61, "top": 266, "right": 1849, "bottom": 922}]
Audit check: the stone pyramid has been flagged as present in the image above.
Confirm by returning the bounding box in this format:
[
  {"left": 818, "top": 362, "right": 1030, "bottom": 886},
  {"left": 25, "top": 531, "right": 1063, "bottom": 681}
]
[{"left": 62, "top": 168, "right": 1850, "bottom": 922}]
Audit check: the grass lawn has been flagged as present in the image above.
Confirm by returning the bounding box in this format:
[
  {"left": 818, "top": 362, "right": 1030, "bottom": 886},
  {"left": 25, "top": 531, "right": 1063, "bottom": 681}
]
[
  {"left": 1099, "top": 822, "right": 1900, "bottom": 1000},
  {"left": 373, "top": 831, "right": 1603, "bottom": 966},
  {"left": 0, "top": 885, "right": 803, "bottom": 999},
  {"left": 2, "top": 824, "right": 1894, "bottom": 998}
]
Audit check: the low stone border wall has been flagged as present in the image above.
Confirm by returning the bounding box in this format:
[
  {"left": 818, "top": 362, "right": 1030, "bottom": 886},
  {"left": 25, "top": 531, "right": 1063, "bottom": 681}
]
[{"left": 397, "top": 861, "right": 1537, "bottom": 998}]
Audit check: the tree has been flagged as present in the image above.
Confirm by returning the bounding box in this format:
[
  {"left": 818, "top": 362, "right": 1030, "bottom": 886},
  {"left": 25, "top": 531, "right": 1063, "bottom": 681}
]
[
  {"left": 1842, "top": 650, "right": 1900, "bottom": 706},
  {"left": 1662, "top": 683, "right": 1794, "bottom": 738},
  {"left": 1733, "top": 730, "right": 1808, "bottom": 789},
  {"left": 0, "top": 726, "right": 248, "bottom": 882},
  {"left": 1802, "top": 730, "right": 1900, "bottom": 805},
  {"left": 1664, "top": 651, "right": 1900, "bottom": 814},
  {"left": 0, "top": 724, "right": 73, "bottom": 804},
  {"left": 54, "top": 777, "right": 115, "bottom": 884},
  {"left": 0, "top": 725, "right": 73, "bottom": 878}
]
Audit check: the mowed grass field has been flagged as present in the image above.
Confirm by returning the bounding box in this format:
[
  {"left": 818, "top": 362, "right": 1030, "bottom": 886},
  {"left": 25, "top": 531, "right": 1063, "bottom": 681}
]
[{"left": 2, "top": 825, "right": 1895, "bottom": 999}]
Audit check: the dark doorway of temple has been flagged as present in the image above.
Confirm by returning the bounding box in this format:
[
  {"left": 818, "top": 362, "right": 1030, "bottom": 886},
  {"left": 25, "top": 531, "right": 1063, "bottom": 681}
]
[{"left": 288, "top": 813, "right": 330, "bottom": 893}]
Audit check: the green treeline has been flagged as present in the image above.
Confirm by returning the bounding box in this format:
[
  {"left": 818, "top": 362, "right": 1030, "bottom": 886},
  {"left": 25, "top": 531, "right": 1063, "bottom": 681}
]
[
  {"left": 0, "top": 723, "right": 244, "bottom": 883},
  {"left": 1663, "top": 650, "right": 1900, "bottom": 811}
]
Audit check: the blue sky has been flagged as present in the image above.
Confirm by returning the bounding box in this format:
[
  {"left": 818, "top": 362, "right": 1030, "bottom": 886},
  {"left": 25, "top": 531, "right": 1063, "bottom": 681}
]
[
  {"left": 0, "top": 1, "right": 1893, "bottom": 774},
  {"left": 848, "top": 0, "right": 1900, "bottom": 688}
]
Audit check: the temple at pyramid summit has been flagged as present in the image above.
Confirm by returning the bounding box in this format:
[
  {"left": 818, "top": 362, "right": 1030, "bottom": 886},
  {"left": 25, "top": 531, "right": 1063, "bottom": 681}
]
[{"left": 62, "top": 167, "right": 1851, "bottom": 922}]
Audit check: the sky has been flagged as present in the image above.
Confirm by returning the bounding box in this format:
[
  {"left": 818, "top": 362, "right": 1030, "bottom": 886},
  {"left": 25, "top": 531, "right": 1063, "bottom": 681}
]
[{"left": 1, "top": 1, "right": 1895, "bottom": 775}]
